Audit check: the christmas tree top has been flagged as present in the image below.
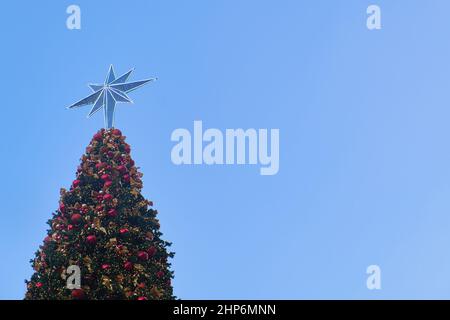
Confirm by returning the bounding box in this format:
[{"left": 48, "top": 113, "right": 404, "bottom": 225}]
[{"left": 26, "top": 128, "right": 175, "bottom": 300}]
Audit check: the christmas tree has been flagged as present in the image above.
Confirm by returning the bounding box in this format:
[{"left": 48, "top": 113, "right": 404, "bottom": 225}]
[{"left": 25, "top": 128, "right": 174, "bottom": 300}]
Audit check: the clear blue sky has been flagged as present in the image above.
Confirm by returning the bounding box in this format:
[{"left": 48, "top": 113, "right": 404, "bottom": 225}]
[{"left": 1, "top": 0, "right": 450, "bottom": 299}]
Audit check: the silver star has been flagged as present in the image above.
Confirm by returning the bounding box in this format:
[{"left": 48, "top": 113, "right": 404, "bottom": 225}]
[{"left": 68, "top": 65, "right": 156, "bottom": 128}]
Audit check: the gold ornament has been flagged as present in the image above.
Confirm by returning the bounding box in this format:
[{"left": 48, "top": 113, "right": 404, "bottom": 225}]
[
  {"left": 151, "top": 286, "right": 163, "bottom": 298},
  {"left": 145, "top": 232, "right": 154, "bottom": 241},
  {"left": 134, "top": 264, "right": 144, "bottom": 272},
  {"left": 101, "top": 276, "right": 113, "bottom": 291},
  {"left": 116, "top": 274, "right": 124, "bottom": 284}
]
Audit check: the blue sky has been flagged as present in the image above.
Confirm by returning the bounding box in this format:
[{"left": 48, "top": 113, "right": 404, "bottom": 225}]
[{"left": 1, "top": 0, "right": 450, "bottom": 299}]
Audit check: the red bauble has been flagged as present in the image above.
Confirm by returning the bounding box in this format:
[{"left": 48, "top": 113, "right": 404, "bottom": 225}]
[
  {"left": 124, "top": 145, "right": 131, "bottom": 153},
  {"left": 95, "top": 162, "right": 105, "bottom": 170},
  {"left": 35, "top": 282, "right": 43, "bottom": 288},
  {"left": 119, "top": 228, "right": 129, "bottom": 235},
  {"left": 72, "top": 180, "right": 81, "bottom": 188},
  {"left": 71, "top": 289, "right": 85, "bottom": 300},
  {"left": 123, "top": 174, "right": 130, "bottom": 183},
  {"left": 71, "top": 214, "right": 82, "bottom": 224},
  {"left": 112, "top": 129, "right": 122, "bottom": 136},
  {"left": 156, "top": 271, "right": 164, "bottom": 278},
  {"left": 101, "top": 264, "right": 110, "bottom": 270},
  {"left": 67, "top": 224, "right": 74, "bottom": 231},
  {"left": 103, "top": 194, "right": 113, "bottom": 201},
  {"left": 147, "top": 246, "right": 157, "bottom": 257},
  {"left": 86, "top": 235, "right": 97, "bottom": 244},
  {"left": 104, "top": 180, "right": 113, "bottom": 188},
  {"left": 44, "top": 236, "right": 52, "bottom": 244},
  {"left": 101, "top": 174, "right": 110, "bottom": 181},
  {"left": 137, "top": 282, "right": 146, "bottom": 289},
  {"left": 59, "top": 203, "right": 66, "bottom": 213},
  {"left": 80, "top": 206, "right": 89, "bottom": 214},
  {"left": 93, "top": 132, "right": 102, "bottom": 141},
  {"left": 107, "top": 208, "right": 117, "bottom": 217},
  {"left": 130, "top": 159, "right": 135, "bottom": 166},
  {"left": 137, "top": 296, "right": 148, "bottom": 300},
  {"left": 116, "top": 165, "right": 127, "bottom": 174},
  {"left": 137, "top": 251, "right": 149, "bottom": 261},
  {"left": 124, "top": 261, "right": 133, "bottom": 271}
]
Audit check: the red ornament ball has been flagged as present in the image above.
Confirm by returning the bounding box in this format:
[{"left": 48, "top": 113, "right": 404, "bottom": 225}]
[
  {"left": 67, "top": 224, "right": 74, "bottom": 231},
  {"left": 101, "top": 174, "right": 110, "bottom": 181},
  {"left": 101, "top": 264, "right": 110, "bottom": 270},
  {"left": 119, "top": 228, "right": 129, "bottom": 235},
  {"left": 59, "top": 203, "right": 66, "bottom": 213},
  {"left": 137, "top": 251, "right": 149, "bottom": 261},
  {"left": 71, "top": 289, "right": 85, "bottom": 300},
  {"left": 137, "top": 296, "right": 148, "bottom": 301},
  {"left": 107, "top": 208, "right": 117, "bottom": 217},
  {"left": 147, "top": 246, "right": 157, "bottom": 257},
  {"left": 104, "top": 180, "right": 113, "bottom": 189},
  {"left": 116, "top": 165, "right": 127, "bottom": 174},
  {"left": 72, "top": 180, "right": 81, "bottom": 188},
  {"left": 103, "top": 194, "right": 113, "bottom": 201},
  {"left": 86, "top": 235, "right": 97, "bottom": 245},
  {"left": 137, "top": 282, "right": 146, "bottom": 289},
  {"left": 123, "top": 174, "right": 130, "bottom": 183},
  {"left": 156, "top": 271, "right": 164, "bottom": 278},
  {"left": 112, "top": 129, "right": 122, "bottom": 136},
  {"left": 35, "top": 282, "right": 43, "bottom": 288},
  {"left": 124, "top": 261, "right": 133, "bottom": 271},
  {"left": 71, "top": 214, "right": 82, "bottom": 224},
  {"left": 95, "top": 162, "right": 105, "bottom": 170},
  {"left": 93, "top": 132, "right": 102, "bottom": 141}
]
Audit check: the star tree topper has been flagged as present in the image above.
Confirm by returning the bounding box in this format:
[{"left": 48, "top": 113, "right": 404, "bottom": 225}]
[{"left": 68, "top": 65, "right": 156, "bottom": 128}]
